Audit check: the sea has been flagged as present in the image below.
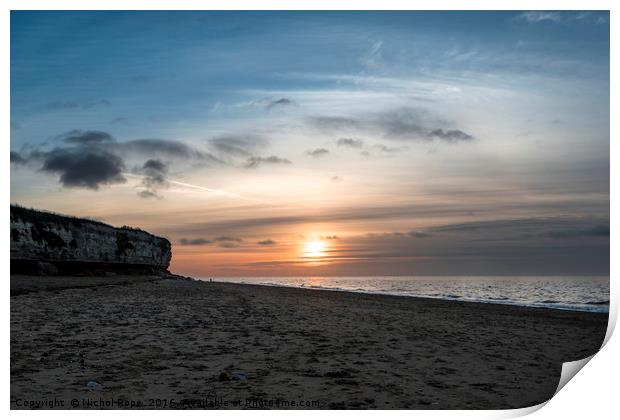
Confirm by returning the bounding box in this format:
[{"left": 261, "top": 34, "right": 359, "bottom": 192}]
[{"left": 200, "top": 276, "right": 610, "bottom": 313}]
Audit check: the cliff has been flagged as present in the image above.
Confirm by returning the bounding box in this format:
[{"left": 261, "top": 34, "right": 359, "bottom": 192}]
[{"left": 10, "top": 205, "right": 171, "bottom": 275}]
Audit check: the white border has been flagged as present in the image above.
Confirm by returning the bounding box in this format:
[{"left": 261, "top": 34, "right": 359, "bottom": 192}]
[{"left": 3, "top": 1, "right": 617, "bottom": 419}]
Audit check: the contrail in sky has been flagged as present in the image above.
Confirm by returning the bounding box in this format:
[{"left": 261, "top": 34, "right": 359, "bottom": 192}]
[
  {"left": 167, "top": 179, "right": 260, "bottom": 201},
  {"left": 123, "top": 173, "right": 260, "bottom": 201}
]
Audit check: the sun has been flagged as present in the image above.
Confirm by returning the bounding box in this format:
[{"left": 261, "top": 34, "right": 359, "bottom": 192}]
[{"left": 304, "top": 241, "right": 326, "bottom": 258}]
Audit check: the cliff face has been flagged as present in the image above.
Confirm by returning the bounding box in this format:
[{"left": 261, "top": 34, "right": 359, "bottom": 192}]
[{"left": 10, "top": 206, "right": 171, "bottom": 274}]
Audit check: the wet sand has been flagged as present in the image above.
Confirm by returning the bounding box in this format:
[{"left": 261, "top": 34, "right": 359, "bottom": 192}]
[{"left": 10, "top": 275, "right": 608, "bottom": 409}]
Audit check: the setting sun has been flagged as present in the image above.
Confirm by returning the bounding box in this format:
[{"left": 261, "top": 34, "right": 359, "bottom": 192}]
[{"left": 304, "top": 241, "right": 326, "bottom": 258}]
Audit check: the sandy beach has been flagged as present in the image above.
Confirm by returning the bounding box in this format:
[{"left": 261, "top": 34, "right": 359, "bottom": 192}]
[{"left": 10, "top": 275, "right": 608, "bottom": 409}]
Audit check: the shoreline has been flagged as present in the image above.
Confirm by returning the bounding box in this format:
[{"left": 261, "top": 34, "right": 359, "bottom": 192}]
[
  {"left": 11, "top": 274, "right": 608, "bottom": 409},
  {"left": 198, "top": 277, "right": 610, "bottom": 314},
  {"left": 12, "top": 273, "right": 610, "bottom": 314}
]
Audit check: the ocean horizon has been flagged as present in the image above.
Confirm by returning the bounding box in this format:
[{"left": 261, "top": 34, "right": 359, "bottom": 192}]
[{"left": 202, "top": 276, "right": 610, "bottom": 313}]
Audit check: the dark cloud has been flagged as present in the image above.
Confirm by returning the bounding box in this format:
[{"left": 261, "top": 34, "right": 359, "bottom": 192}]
[
  {"left": 180, "top": 238, "right": 213, "bottom": 245},
  {"left": 545, "top": 224, "right": 609, "bottom": 239},
  {"left": 257, "top": 239, "right": 277, "bottom": 246},
  {"left": 10, "top": 151, "right": 27, "bottom": 165},
  {"left": 337, "top": 138, "right": 364, "bottom": 149},
  {"left": 306, "top": 148, "right": 329, "bottom": 157},
  {"left": 51, "top": 130, "right": 214, "bottom": 162},
  {"left": 408, "top": 231, "right": 430, "bottom": 238},
  {"left": 215, "top": 236, "right": 242, "bottom": 242},
  {"left": 431, "top": 218, "right": 610, "bottom": 241},
  {"left": 244, "top": 155, "right": 291, "bottom": 168},
  {"left": 143, "top": 158, "right": 167, "bottom": 173},
  {"left": 428, "top": 129, "right": 473, "bottom": 143},
  {"left": 266, "top": 98, "right": 297, "bottom": 110},
  {"left": 17, "top": 129, "right": 223, "bottom": 192},
  {"left": 320, "top": 235, "right": 339, "bottom": 240},
  {"left": 59, "top": 130, "right": 115, "bottom": 145},
  {"left": 138, "top": 159, "right": 168, "bottom": 198},
  {"left": 40, "top": 148, "right": 126, "bottom": 190},
  {"left": 138, "top": 190, "right": 160, "bottom": 199},
  {"left": 179, "top": 236, "right": 248, "bottom": 246},
  {"left": 46, "top": 99, "right": 110, "bottom": 110}
]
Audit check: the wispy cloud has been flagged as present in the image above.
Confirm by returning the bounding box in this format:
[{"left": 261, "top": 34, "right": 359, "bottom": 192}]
[
  {"left": 306, "top": 148, "right": 330, "bottom": 157},
  {"left": 336, "top": 138, "right": 364, "bottom": 148},
  {"left": 515, "top": 11, "right": 609, "bottom": 25},
  {"left": 266, "top": 98, "right": 297, "bottom": 110},
  {"left": 310, "top": 107, "right": 474, "bottom": 143},
  {"left": 179, "top": 238, "right": 213, "bottom": 245},
  {"left": 244, "top": 155, "right": 292, "bottom": 168}
]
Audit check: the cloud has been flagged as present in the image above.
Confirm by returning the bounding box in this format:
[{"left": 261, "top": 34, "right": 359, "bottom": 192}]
[
  {"left": 515, "top": 11, "right": 609, "bottom": 25},
  {"left": 373, "top": 108, "right": 428, "bottom": 140},
  {"left": 337, "top": 138, "right": 364, "bottom": 148},
  {"left": 209, "top": 135, "right": 268, "bottom": 158},
  {"left": 310, "top": 108, "right": 474, "bottom": 143},
  {"left": 180, "top": 238, "right": 213, "bottom": 245},
  {"left": 138, "top": 159, "right": 168, "bottom": 198},
  {"left": 257, "top": 239, "right": 277, "bottom": 246},
  {"left": 51, "top": 130, "right": 214, "bottom": 162},
  {"left": 10, "top": 151, "right": 27, "bottom": 165},
  {"left": 515, "top": 11, "right": 564, "bottom": 23},
  {"left": 308, "top": 116, "right": 361, "bottom": 132},
  {"left": 215, "top": 236, "right": 242, "bottom": 242},
  {"left": 40, "top": 148, "right": 126, "bottom": 190},
  {"left": 58, "top": 130, "right": 115, "bottom": 145},
  {"left": 306, "top": 148, "right": 329, "bottom": 157},
  {"left": 15, "top": 129, "right": 226, "bottom": 192},
  {"left": 266, "top": 98, "right": 297, "bottom": 110},
  {"left": 545, "top": 224, "right": 610, "bottom": 239},
  {"left": 372, "top": 144, "right": 408, "bottom": 153},
  {"left": 427, "top": 129, "right": 473, "bottom": 143},
  {"left": 320, "top": 235, "right": 339, "bottom": 240},
  {"left": 120, "top": 139, "right": 207, "bottom": 160},
  {"left": 179, "top": 236, "right": 248, "bottom": 246},
  {"left": 219, "top": 242, "right": 240, "bottom": 248},
  {"left": 430, "top": 218, "right": 610, "bottom": 241},
  {"left": 408, "top": 231, "right": 430, "bottom": 238},
  {"left": 244, "top": 155, "right": 291, "bottom": 168},
  {"left": 138, "top": 190, "right": 160, "bottom": 199}
]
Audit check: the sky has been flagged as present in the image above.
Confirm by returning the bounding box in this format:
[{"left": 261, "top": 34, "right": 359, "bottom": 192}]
[{"left": 10, "top": 11, "right": 610, "bottom": 276}]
